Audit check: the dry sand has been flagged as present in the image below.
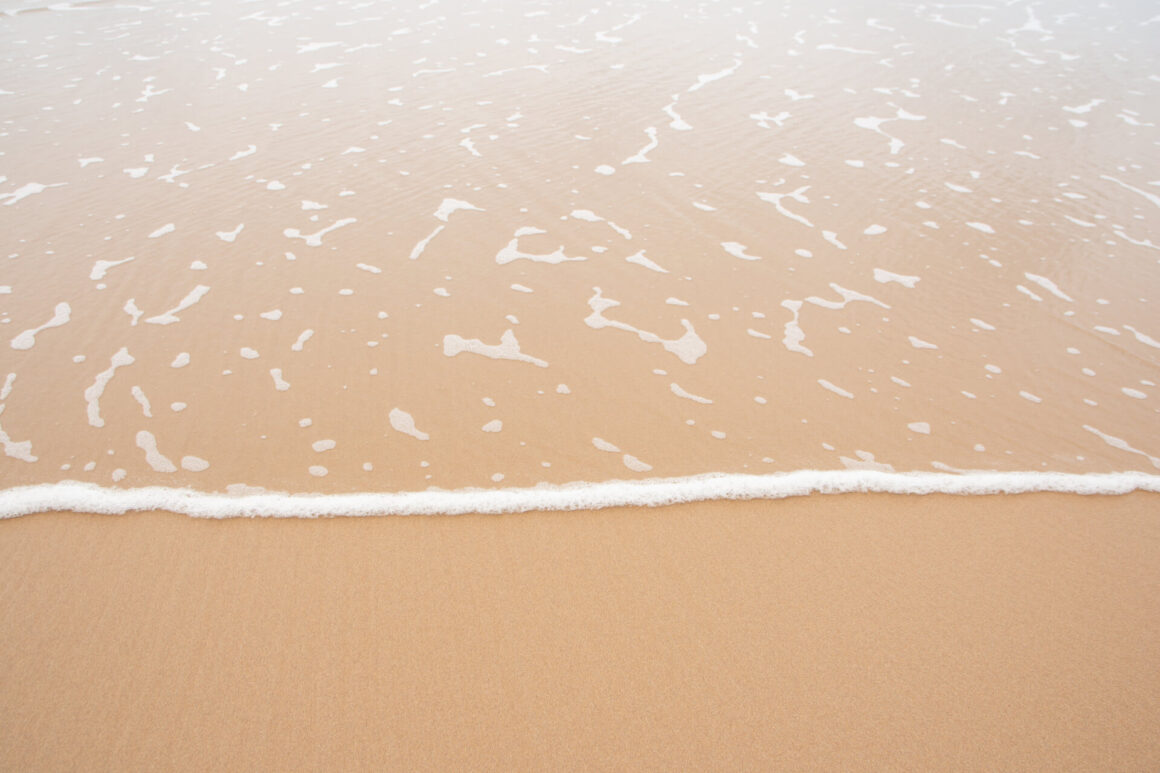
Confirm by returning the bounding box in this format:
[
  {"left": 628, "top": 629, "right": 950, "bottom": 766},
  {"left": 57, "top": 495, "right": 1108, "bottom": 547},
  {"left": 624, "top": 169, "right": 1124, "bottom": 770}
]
[{"left": 2, "top": 492, "right": 1158, "bottom": 771}]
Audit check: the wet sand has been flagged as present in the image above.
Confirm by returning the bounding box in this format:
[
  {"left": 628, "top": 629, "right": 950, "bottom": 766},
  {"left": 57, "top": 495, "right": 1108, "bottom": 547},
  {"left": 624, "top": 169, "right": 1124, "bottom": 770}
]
[
  {"left": 3, "top": 0, "right": 1160, "bottom": 491},
  {"left": 2, "top": 492, "right": 1158, "bottom": 771},
  {"left": 2, "top": 0, "right": 1160, "bottom": 768}
]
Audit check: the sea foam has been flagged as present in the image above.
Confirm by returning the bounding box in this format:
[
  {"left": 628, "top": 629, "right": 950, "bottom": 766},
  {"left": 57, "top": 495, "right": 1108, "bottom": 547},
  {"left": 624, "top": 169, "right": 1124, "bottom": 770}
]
[{"left": 0, "top": 471, "right": 1156, "bottom": 519}]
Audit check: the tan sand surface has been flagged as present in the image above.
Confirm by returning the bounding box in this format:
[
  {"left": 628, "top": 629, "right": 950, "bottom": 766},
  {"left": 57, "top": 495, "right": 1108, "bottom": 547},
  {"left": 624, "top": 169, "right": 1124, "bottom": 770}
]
[{"left": 2, "top": 493, "right": 1158, "bottom": 771}]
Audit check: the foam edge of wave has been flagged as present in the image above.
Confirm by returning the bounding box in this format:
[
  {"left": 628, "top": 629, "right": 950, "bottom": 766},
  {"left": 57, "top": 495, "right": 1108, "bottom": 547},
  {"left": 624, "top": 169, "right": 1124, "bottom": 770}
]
[{"left": 0, "top": 470, "right": 1158, "bottom": 519}]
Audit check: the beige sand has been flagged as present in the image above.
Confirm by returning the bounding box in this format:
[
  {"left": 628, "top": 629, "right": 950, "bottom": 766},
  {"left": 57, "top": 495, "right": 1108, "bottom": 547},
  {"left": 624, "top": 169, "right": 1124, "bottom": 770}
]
[{"left": 2, "top": 492, "right": 1157, "bottom": 771}]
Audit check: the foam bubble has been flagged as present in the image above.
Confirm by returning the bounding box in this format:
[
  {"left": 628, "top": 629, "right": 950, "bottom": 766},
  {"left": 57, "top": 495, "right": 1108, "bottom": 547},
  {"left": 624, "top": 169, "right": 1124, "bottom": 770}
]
[
  {"left": 145, "top": 285, "right": 210, "bottom": 326},
  {"left": 85, "top": 348, "right": 135, "bottom": 427},
  {"left": 270, "top": 369, "right": 290, "bottom": 391},
  {"left": 389, "top": 408, "right": 429, "bottom": 440},
  {"left": 135, "top": 430, "right": 176, "bottom": 473},
  {"left": 10, "top": 302, "right": 71, "bottom": 350}
]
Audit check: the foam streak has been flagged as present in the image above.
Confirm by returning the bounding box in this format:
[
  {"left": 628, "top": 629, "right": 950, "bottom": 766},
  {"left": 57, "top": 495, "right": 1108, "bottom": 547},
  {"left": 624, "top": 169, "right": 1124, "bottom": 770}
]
[{"left": 0, "top": 471, "right": 1156, "bottom": 519}]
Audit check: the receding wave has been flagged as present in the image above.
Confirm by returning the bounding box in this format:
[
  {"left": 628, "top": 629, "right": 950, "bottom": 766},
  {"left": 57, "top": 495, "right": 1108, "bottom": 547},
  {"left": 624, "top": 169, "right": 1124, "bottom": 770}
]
[{"left": 1, "top": 471, "right": 1157, "bottom": 519}]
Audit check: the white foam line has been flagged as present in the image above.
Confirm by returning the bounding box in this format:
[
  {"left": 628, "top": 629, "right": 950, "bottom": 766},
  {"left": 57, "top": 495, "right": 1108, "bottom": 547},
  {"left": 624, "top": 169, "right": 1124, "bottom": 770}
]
[
  {"left": 10, "top": 302, "right": 70, "bottom": 350},
  {"left": 622, "top": 127, "right": 658, "bottom": 164},
  {"left": 409, "top": 224, "right": 444, "bottom": 260},
  {"left": 0, "top": 471, "right": 1156, "bottom": 519},
  {"left": 144, "top": 285, "right": 210, "bottom": 325},
  {"left": 1100, "top": 175, "right": 1160, "bottom": 209}
]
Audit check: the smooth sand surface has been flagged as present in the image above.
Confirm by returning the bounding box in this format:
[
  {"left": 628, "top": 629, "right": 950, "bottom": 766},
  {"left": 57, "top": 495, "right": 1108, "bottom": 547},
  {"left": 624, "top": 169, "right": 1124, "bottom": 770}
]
[{"left": 2, "top": 493, "right": 1158, "bottom": 771}]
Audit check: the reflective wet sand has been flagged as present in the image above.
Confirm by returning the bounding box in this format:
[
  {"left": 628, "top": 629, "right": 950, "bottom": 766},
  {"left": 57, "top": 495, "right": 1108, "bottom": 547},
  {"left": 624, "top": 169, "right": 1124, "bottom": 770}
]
[{"left": 2, "top": 0, "right": 1159, "bottom": 494}]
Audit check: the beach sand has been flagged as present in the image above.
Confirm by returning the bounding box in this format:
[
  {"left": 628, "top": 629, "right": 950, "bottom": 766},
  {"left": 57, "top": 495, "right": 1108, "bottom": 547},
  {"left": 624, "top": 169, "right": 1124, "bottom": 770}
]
[{"left": 2, "top": 492, "right": 1157, "bottom": 771}]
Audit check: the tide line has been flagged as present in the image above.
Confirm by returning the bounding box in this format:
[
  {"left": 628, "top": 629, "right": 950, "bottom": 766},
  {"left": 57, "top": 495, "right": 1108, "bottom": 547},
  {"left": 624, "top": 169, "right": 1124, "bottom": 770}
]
[{"left": 0, "top": 470, "right": 1158, "bottom": 519}]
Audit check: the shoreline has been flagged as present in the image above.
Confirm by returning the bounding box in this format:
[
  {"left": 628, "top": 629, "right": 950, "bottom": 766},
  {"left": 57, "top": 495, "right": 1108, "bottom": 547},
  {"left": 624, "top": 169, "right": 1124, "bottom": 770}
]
[
  {"left": 2, "top": 492, "right": 1157, "bottom": 770},
  {"left": 1, "top": 469, "right": 1159, "bottom": 518}
]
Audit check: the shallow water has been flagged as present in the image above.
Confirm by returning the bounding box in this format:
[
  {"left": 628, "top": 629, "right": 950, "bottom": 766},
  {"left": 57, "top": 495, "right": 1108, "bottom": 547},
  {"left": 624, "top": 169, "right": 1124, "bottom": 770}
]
[{"left": 1, "top": 0, "right": 1158, "bottom": 497}]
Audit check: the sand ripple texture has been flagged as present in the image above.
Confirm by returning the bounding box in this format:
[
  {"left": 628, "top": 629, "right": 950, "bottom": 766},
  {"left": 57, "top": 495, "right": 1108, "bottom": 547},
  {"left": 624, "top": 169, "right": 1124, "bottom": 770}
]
[{"left": 1, "top": 0, "right": 1158, "bottom": 495}]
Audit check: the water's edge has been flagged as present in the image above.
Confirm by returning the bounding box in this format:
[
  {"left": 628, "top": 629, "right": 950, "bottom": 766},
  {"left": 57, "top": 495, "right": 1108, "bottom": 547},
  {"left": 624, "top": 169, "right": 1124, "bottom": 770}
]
[{"left": 1, "top": 471, "right": 1158, "bottom": 519}]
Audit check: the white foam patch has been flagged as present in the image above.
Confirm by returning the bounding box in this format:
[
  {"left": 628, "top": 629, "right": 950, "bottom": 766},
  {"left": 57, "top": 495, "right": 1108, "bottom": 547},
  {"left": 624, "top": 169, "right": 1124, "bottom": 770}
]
[
  {"left": 818, "top": 379, "right": 854, "bottom": 398},
  {"left": 1122, "top": 322, "right": 1160, "bottom": 348},
  {"left": 10, "top": 302, "right": 70, "bottom": 350},
  {"left": 1084, "top": 426, "right": 1160, "bottom": 469},
  {"left": 670, "top": 383, "right": 713, "bottom": 404},
  {"left": 135, "top": 430, "right": 176, "bottom": 473},
  {"left": 123, "top": 299, "right": 143, "bottom": 326},
  {"left": 3, "top": 471, "right": 1156, "bottom": 518},
  {"left": 90, "top": 257, "right": 134, "bottom": 280},
  {"left": 908, "top": 336, "right": 939, "bottom": 350},
  {"left": 779, "top": 300, "right": 812, "bottom": 357},
  {"left": 805, "top": 284, "right": 889, "bottom": 311},
  {"left": 148, "top": 223, "right": 175, "bottom": 238},
  {"left": 284, "top": 218, "right": 356, "bottom": 247},
  {"left": 291, "top": 329, "right": 314, "bottom": 352},
  {"left": 216, "top": 224, "right": 245, "bottom": 243},
  {"left": 181, "top": 456, "right": 209, "bottom": 472},
  {"left": 443, "top": 329, "right": 548, "bottom": 367},
  {"left": 722, "top": 242, "right": 761, "bottom": 261},
  {"left": 622, "top": 127, "right": 659, "bottom": 164},
  {"left": 495, "top": 228, "right": 583, "bottom": 265},
  {"left": 131, "top": 386, "right": 152, "bottom": 418},
  {"left": 873, "top": 268, "right": 919, "bottom": 288},
  {"left": 907, "top": 422, "right": 930, "bottom": 435},
  {"left": 270, "top": 368, "right": 290, "bottom": 391},
  {"left": 757, "top": 186, "right": 813, "bottom": 228},
  {"left": 145, "top": 285, "right": 210, "bottom": 326},
  {"left": 389, "top": 408, "right": 429, "bottom": 440},
  {"left": 688, "top": 59, "right": 741, "bottom": 92},
  {"left": 0, "top": 406, "right": 37, "bottom": 463},
  {"left": 482, "top": 419, "right": 503, "bottom": 433},
  {"left": 585, "top": 287, "right": 706, "bottom": 364},
  {"left": 622, "top": 455, "right": 652, "bottom": 472},
  {"left": 1, "top": 182, "right": 61, "bottom": 206},
  {"left": 1023, "top": 273, "right": 1073, "bottom": 302},
  {"left": 434, "top": 198, "right": 483, "bottom": 222},
  {"left": 85, "top": 348, "right": 135, "bottom": 427},
  {"left": 822, "top": 231, "right": 847, "bottom": 250},
  {"left": 624, "top": 250, "right": 668, "bottom": 273}
]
